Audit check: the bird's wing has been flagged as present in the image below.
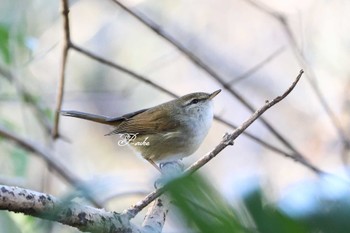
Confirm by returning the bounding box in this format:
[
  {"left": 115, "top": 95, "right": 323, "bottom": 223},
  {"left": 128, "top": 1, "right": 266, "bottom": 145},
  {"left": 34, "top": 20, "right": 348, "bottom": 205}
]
[
  {"left": 105, "top": 108, "right": 148, "bottom": 123},
  {"left": 106, "top": 107, "right": 179, "bottom": 135}
]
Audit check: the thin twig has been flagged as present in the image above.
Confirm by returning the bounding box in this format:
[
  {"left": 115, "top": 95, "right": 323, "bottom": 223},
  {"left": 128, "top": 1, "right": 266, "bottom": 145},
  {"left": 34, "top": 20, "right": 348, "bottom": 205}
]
[
  {"left": 186, "top": 70, "right": 304, "bottom": 174},
  {"left": 71, "top": 44, "right": 325, "bottom": 175},
  {"left": 70, "top": 43, "right": 174, "bottom": 97},
  {"left": 123, "top": 70, "right": 304, "bottom": 219},
  {"left": 52, "top": 0, "right": 71, "bottom": 139},
  {"left": 0, "top": 126, "right": 103, "bottom": 207},
  {"left": 226, "top": 46, "right": 285, "bottom": 85},
  {"left": 110, "top": 0, "right": 311, "bottom": 176},
  {"left": 245, "top": 0, "right": 350, "bottom": 153}
]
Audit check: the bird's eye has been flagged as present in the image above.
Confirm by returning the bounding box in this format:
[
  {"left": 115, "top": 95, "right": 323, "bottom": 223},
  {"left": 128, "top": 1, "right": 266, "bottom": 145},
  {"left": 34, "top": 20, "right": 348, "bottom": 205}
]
[{"left": 190, "top": 99, "right": 199, "bottom": 104}]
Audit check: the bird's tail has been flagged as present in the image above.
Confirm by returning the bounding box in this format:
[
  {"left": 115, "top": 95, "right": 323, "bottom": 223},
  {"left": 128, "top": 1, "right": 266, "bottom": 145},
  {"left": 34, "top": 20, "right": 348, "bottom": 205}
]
[{"left": 61, "top": 110, "right": 119, "bottom": 125}]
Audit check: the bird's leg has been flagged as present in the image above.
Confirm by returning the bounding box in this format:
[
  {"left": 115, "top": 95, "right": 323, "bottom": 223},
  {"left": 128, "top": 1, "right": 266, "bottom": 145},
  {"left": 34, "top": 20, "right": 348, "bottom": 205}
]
[
  {"left": 146, "top": 158, "right": 161, "bottom": 173},
  {"left": 146, "top": 159, "right": 165, "bottom": 188}
]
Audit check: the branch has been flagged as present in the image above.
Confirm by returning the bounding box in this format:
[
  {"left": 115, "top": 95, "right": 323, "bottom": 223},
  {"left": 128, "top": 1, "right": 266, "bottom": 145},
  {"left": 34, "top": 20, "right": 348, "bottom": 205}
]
[
  {"left": 226, "top": 46, "right": 285, "bottom": 85},
  {"left": 141, "top": 197, "right": 169, "bottom": 233},
  {"left": 0, "top": 164, "right": 183, "bottom": 233},
  {"left": 70, "top": 43, "right": 175, "bottom": 98},
  {"left": 186, "top": 70, "right": 304, "bottom": 174},
  {"left": 244, "top": 0, "right": 350, "bottom": 153},
  {"left": 123, "top": 69, "right": 304, "bottom": 218},
  {"left": 0, "top": 126, "right": 103, "bottom": 207},
  {"left": 0, "top": 185, "right": 141, "bottom": 233},
  {"left": 52, "top": 0, "right": 72, "bottom": 139},
  {"left": 0, "top": 127, "right": 183, "bottom": 230},
  {"left": 141, "top": 162, "right": 183, "bottom": 233}
]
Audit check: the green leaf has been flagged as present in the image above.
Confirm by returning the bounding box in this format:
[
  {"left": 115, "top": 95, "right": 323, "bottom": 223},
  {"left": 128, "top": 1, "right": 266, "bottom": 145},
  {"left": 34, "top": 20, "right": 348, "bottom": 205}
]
[
  {"left": 43, "top": 107, "right": 54, "bottom": 121},
  {"left": 303, "top": 198, "right": 350, "bottom": 233},
  {"left": 168, "top": 175, "right": 245, "bottom": 233},
  {"left": 243, "top": 190, "right": 308, "bottom": 233},
  {"left": 0, "top": 24, "right": 11, "bottom": 64}
]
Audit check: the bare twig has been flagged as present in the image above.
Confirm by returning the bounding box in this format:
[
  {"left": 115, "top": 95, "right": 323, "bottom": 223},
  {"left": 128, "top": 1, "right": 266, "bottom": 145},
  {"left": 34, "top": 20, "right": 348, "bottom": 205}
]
[
  {"left": 226, "top": 46, "right": 285, "bottom": 85},
  {"left": 71, "top": 44, "right": 325, "bottom": 175},
  {"left": 70, "top": 43, "right": 174, "bottom": 97},
  {"left": 0, "top": 185, "right": 141, "bottom": 233},
  {"left": 186, "top": 70, "right": 304, "bottom": 174},
  {"left": 245, "top": 0, "right": 350, "bottom": 152},
  {"left": 123, "top": 70, "right": 304, "bottom": 219},
  {"left": 0, "top": 126, "right": 103, "bottom": 207},
  {"left": 52, "top": 0, "right": 71, "bottom": 139}
]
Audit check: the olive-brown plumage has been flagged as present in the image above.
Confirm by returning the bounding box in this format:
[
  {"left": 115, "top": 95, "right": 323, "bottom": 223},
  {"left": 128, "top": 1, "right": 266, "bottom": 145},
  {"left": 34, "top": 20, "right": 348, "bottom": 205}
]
[{"left": 61, "top": 90, "right": 220, "bottom": 170}]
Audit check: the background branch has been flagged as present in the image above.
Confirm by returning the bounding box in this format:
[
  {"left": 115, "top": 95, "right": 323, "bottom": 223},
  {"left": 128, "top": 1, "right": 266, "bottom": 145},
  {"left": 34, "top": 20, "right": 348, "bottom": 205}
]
[
  {"left": 52, "top": 0, "right": 71, "bottom": 139},
  {"left": 226, "top": 46, "right": 285, "bottom": 85},
  {"left": 245, "top": 0, "right": 350, "bottom": 151},
  {"left": 0, "top": 126, "right": 103, "bottom": 207}
]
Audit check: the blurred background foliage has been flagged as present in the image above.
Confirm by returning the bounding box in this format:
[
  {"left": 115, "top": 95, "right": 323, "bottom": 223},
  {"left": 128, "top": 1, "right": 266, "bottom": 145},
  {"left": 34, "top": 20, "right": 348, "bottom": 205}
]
[
  {"left": 170, "top": 174, "right": 350, "bottom": 233},
  {"left": 1, "top": 0, "right": 350, "bottom": 232}
]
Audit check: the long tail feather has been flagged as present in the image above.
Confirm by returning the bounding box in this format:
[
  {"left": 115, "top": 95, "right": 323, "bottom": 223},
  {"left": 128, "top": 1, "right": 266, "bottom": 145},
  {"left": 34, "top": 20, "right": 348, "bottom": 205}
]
[{"left": 61, "top": 110, "right": 118, "bottom": 125}]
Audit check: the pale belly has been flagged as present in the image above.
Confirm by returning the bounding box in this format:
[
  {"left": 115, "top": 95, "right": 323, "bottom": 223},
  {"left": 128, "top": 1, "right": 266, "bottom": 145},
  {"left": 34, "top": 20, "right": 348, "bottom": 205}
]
[{"left": 129, "top": 110, "right": 213, "bottom": 162}]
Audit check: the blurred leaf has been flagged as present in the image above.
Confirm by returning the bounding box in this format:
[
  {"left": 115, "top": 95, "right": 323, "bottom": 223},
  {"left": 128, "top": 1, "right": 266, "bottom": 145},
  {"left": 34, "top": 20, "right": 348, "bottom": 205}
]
[
  {"left": 168, "top": 174, "right": 246, "bottom": 233},
  {"left": 43, "top": 107, "right": 53, "bottom": 121},
  {"left": 0, "top": 22, "right": 28, "bottom": 66},
  {"left": 303, "top": 198, "right": 350, "bottom": 233},
  {"left": 243, "top": 190, "right": 307, "bottom": 233},
  {"left": 0, "top": 24, "right": 11, "bottom": 64},
  {"left": 22, "top": 92, "right": 38, "bottom": 104}
]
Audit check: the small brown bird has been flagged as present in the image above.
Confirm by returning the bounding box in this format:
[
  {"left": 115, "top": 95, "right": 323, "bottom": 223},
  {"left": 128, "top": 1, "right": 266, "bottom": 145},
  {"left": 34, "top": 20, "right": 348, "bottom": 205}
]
[{"left": 61, "top": 90, "right": 221, "bottom": 170}]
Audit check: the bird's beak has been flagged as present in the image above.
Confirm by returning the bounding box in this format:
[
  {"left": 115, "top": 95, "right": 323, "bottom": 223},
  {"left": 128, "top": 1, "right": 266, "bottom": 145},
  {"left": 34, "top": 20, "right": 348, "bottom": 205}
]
[{"left": 208, "top": 89, "right": 221, "bottom": 100}]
